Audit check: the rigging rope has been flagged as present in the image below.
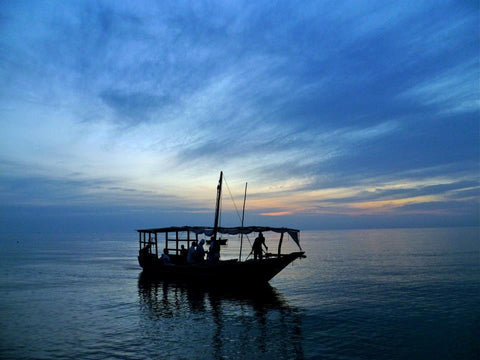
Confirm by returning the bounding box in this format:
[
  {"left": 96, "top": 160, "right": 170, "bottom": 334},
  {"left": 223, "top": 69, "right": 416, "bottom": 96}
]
[
  {"left": 219, "top": 188, "right": 222, "bottom": 228},
  {"left": 223, "top": 175, "right": 242, "bottom": 222},
  {"left": 223, "top": 175, "right": 252, "bottom": 247}
]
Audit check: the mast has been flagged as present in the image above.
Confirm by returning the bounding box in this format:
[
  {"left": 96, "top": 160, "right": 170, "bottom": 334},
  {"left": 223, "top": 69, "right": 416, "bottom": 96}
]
[
  {"left": 212, "top": 171, "right": 223, "bottom": 241},
  {"left": 239, "top": 182, "right": 247, "bottom": 261}
]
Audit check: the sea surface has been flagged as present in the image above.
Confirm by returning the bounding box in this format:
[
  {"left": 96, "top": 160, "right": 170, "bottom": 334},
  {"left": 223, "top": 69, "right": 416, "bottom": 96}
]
[{"left": 0, "top": 227, "right": 478, "bottom": 360}]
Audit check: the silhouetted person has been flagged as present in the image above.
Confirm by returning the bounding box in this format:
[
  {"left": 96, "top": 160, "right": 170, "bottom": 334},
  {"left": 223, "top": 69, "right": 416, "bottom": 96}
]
[
  {"left": 140, "top": 243, "right": 152, "bottom": 256},
  {"left": 252, "top": 232, "right": 268, "bottom": 260},
  {"left": 187, "top": 241, "right": 197, "bottom": 264},
  {"left": 208, "top": 237, "right": 220, "bottom": 263},
  {"left": 196, "top": 239, "right": 206, "bottom": 262},
  {"left": 160, "top": 248, "right": 172, "bottom": 265},
  {"left": 180, "top": 245, "right": 188, "bottom": 263}
]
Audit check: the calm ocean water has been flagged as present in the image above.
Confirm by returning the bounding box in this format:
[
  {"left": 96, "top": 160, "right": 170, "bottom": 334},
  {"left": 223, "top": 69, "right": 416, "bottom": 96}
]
[{"left": 0, "top": 227, "right": 478, "bottom": 359}]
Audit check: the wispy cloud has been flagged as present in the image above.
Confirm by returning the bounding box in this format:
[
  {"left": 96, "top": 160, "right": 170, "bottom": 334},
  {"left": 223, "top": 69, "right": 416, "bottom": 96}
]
[
  {"left": 99, "top": 90, "right": 171, "bottom": 123},
  {"left": 400, "top": 60, "right": 480, "bottom": 115}
]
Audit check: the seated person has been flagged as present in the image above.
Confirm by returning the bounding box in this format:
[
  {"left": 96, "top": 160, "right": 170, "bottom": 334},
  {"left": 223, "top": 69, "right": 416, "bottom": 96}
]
[
  {"left": 160, "top": 248, "right": 172, "bottom": 265},
  {"left": 140, "top": 243, "right": 152, "bottom": 256}
]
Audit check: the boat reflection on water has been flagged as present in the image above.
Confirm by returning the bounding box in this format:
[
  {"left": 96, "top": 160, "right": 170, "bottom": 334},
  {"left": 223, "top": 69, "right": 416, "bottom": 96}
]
[{"left": 138, "top": 272, "right": 304, "bottom": 359}]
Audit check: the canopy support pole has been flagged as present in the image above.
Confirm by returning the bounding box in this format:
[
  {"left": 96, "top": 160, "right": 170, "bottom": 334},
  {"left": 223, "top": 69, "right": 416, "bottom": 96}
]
[
  {"left": 148, "top": 233, "right": 152, "bottom": 254},
  {"left": 176, "top": 231, "right": 179, "bottom": 255},
  {"left": 166, "top": 232, "right": 169, "bottom": 254}
]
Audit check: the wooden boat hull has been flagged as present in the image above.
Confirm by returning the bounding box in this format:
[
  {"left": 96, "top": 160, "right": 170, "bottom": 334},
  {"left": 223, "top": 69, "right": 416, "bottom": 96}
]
[{"left": 138, "top": 252, "right": 305, "bottom": 284}]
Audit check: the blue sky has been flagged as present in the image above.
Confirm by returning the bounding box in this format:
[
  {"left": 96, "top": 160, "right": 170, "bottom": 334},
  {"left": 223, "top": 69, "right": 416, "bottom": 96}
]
[{"left": 0, "top": 0, "right": 478, "bottom": 232}]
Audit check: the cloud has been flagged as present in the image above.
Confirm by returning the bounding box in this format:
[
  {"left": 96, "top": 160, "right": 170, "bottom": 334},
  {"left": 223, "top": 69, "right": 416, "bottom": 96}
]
[
  {"left": 400, "top": 60, "right": 480, "bottom": 115},
  {"left": 394, "top": 200, "right": 479, "bottom": 216},
  {"left": 0, "top": 173, "right": 182, "bottom": 207},
  {"left": 99, "top": 89, "right": 171, "bottom": 123},
  {"left": 315, "top": 180, "right": 480, "bottom": 204}
]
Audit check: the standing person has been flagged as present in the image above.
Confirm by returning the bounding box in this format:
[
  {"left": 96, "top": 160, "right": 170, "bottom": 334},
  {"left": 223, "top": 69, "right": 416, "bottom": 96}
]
[
  {"left": 252, "top": 232, "right": 268, "bottom": 260},
  {"left": 208, "top": 237, "right": 220, "bottom": 263},
  {"left": 187, "top": 241, "right": 197, "bottom": 264},
  {"left": 196, "top": 239, "right": 206, "bottom": 262},
  {"left": 180, "top": 245, "right": 188, "bottom": 263}
]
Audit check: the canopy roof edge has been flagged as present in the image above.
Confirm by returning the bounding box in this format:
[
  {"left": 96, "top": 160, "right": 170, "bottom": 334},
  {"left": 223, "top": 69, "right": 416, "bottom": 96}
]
[{"left": 136, "top": 226, "right": 301, "bottom": 249}]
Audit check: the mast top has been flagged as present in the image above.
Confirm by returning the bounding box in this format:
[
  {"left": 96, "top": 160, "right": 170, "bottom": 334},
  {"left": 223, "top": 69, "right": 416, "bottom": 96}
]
[{"left": 213, "top": 171, "right": 223, "bottom": 241}]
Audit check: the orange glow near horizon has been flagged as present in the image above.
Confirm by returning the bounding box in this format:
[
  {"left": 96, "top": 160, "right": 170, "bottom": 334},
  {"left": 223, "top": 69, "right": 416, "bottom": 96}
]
[
  {"left": 348, "top": 195, "right": 439, "bottom": 212},
  {"left": 141, "top": 176, "right": 468, "bottom": 219},
  {"left": 259, "top": 211, "right": 293, "bottom": 216},
  {"left": 217, "top": 188, "right": 448, "bottom": 217}
]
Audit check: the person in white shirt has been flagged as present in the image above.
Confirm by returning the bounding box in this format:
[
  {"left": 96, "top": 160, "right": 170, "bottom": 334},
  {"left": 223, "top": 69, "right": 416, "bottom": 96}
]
[
  {"left": 187, "top": 241, "right": 197, "bottom": 264},
  {"left": 196, "top": 239, "right": 206, "bottom": 262}
]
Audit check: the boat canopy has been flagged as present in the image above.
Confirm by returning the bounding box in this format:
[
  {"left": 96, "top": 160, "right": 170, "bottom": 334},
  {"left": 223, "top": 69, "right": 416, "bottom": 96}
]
[{"left": 137, "top": 226, "right": 301, "bottom": 249}]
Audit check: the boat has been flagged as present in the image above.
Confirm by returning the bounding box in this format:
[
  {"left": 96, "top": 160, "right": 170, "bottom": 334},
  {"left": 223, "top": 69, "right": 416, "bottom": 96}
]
[{"left": 137, "top": 171, "right": 306, "bottom": 284}]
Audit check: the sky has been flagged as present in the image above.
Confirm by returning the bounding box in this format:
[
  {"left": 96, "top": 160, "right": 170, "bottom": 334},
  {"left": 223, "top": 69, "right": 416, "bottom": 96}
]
[{"left": 0, "top": 0, "right": 479, "bottom": 233}]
